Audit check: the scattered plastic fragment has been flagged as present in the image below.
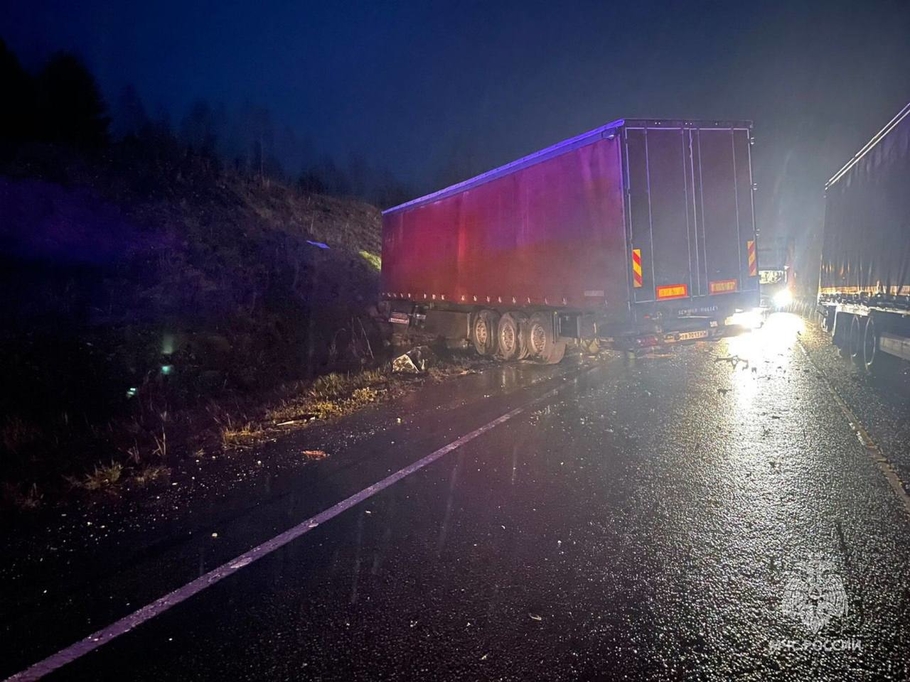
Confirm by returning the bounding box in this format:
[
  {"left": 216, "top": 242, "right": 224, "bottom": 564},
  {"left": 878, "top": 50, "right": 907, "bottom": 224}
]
[
  {"left": 392, "top": 345, "right": 437, "bottom": 373},
  {"left": 302, "top": 449, "right": 328, "bottom": 460}
]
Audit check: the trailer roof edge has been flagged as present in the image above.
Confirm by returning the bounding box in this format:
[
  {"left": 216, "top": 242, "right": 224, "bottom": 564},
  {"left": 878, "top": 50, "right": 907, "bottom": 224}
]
[
  {"left": 385, "top": 119, "right": 752, "bottom": 215},
  {"left": 380, "top": 119, "right": 625, "bottom": 215},
  {"left": 383, "top": 118, "right": 753, "bottom": 215},
  {"left": 826, "top": 100, "right": 910, "bottom": 190}
]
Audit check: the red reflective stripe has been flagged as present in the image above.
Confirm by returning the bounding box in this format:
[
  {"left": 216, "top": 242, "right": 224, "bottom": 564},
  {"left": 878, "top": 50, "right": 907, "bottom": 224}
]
[{"left": 632, "top": 248, "right": 643, "bottom": 288}]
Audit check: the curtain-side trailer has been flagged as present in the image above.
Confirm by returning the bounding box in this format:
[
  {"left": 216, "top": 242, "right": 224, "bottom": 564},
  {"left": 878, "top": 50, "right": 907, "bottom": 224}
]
[
  {"left": 818, "top": 101, "right": 910, "bottom": 370},
  {"left": 381, "top": 118, "right": 760, "bottom": 363}
]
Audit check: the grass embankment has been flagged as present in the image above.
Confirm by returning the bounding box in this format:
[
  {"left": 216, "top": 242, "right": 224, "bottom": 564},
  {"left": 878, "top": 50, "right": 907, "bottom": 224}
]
[
  {"left": 0, "top": 141, "right": 404, "bottom": 511},
  {"left": 214, "top": 352, "right": 487, "bottom": 451}
]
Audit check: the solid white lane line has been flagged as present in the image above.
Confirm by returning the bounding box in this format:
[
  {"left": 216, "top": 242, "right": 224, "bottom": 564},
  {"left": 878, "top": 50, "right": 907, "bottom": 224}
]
[{"left": 7, "top": 378, "right": 576, "bottom": 681}]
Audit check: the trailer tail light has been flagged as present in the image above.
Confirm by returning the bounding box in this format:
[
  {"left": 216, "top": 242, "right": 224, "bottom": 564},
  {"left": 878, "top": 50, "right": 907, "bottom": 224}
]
[
  {"left": 656, "top": 284, "right": 688, "bottom": 300},
  {"left": 747, "top": 240, "right": 757, "bottom": 277},
  {"left": 632, "top": 249, "right": 643, "bottom": 288}
]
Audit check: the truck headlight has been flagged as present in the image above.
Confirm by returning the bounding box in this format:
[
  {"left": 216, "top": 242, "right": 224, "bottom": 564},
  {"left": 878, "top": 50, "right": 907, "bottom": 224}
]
[
  {"left": 726, "top": 309, "right": 763, "bottom": 329},
  {"left": 773, "top": 290, "right": 793, "bottom": 308}
]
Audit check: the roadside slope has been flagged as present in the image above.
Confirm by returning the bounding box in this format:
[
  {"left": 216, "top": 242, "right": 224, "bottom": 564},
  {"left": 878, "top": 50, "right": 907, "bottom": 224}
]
[{"left": 0, "top": 142, "right": 383, "bottom": 507}]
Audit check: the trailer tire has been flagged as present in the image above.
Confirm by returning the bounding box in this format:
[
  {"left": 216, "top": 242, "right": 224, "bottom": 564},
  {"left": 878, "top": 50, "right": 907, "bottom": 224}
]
[
  {"left": 849, "top": 315, "right": 864, "bottom": 364},
  {"left": 495, "top": 312, "right": 523, "bottom": 361},
  {"left": 523, "top": 312, "right": 566, "bottom": 364},
  {"left": 513, "top": 312, "right": 531, "bottom": 360},
  {"left": 862, "top": 316, "right": 879, "bottom": 373},
  {"left": 822, "top": 306, "right": 834, "bottom": 333},
  {"left": 832, "top": 311, "right": 847, "bottom": 348},
  {"left": 472, "top": 309, "right": 500, "bottom": 357}
]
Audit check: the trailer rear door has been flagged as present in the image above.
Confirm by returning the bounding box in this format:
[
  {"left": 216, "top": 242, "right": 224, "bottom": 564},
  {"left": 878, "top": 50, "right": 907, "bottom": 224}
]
[{"left": 624, "top": 122, "right": 757, "bottom": 305}]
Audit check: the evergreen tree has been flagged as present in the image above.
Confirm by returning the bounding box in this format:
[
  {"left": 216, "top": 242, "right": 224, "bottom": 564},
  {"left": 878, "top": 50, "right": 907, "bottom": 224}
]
[
  {"left": 180, "top": 99, "right": 220, "bottom": 154},
  {"left": 0, "top": 37, "right": 37, "bottom": 143},
  {"left": 112, "top": 84, "right": 149, "bottom": 139},
  {"left": 36, "top": 51, "right": 110, "bottom": 149}
]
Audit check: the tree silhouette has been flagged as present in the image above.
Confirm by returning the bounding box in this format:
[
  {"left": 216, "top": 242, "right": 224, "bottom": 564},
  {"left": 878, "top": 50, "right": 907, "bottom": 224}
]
[
  {"left": 0, "top": 38, "right": 37, "bottom": 144},
  {"left": 372, "top": 167, "right": 413, "bottom": 208},
  {"left": 112, "top": 84, "right": 149, "bottom": 140},
  {"left": 36, "top": 51, "right": 110, "bottom": 149},
  {"left": 299, "top": 155, "right": 350, "bottom": 196},
  {"left": 180, "top": 99, "right": 225, "bottom": 155},
  {"left": 347, "top": 152, "right": 370, "bottom": 198}
]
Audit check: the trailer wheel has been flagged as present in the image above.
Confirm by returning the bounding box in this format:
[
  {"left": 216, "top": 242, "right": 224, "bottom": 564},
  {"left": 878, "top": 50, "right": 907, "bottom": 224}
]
[
  {"left": 472, "top": 309, "right": 500, "bottom": 357},
  {"left": 832, "top": 311, "right": 847, "bottom": 348},
  {"left": 849, "top": 315, "right": 864, "bottom": 364},
  {"left": 523, "top": 312, "right": 566, "bottom": 364},
  {"left": 513, "top": 312, "right": 531, "bottom": 360},
  {"left": 822, "top": 306, "right": 834, "bottom": 333},
  {"left": 496, "top": 312, "right": 523, "bottom": 361},
  {"left": 862, "top": 316, "right": 879, "bottom": 372}
]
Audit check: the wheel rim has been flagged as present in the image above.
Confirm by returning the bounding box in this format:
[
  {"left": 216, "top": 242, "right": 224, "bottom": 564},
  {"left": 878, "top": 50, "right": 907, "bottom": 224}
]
[
  {"left": 475, "top": 318, "right": 488, "bottom": 347},
  {"left": 500, "top": 322, "right": 516, "bottom": 355},
  {"left": 530, "top": 323, "right": 546, "bottom": 355}
]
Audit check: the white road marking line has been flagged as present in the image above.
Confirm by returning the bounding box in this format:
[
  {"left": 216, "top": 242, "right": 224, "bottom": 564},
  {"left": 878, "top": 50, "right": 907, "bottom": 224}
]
[
  {"left": 797, "top": 340, "right": 910, "bottom": 519},
  {"left": 7, "top": 375, "right": 582, "bottom": 681}
]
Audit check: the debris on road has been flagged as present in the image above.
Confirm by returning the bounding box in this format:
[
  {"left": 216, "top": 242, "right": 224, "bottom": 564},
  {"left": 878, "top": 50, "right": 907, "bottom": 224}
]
[
  {"left": 715, "top": 355, "right": 749, "bottom": 370},
  {"left": 302, "top": 450, "right": 328, "bottom": 460},
  {"left": 392, "top": 353, "right": 420, "bottom": 374},
  {"left": 392, "top": 345, "right": 437, "bottom": 373}
]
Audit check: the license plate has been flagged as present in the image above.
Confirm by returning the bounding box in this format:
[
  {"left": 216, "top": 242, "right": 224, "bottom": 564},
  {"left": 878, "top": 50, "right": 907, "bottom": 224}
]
[{"left": 677, "top": 330, "right": 709, "bottom": 341}]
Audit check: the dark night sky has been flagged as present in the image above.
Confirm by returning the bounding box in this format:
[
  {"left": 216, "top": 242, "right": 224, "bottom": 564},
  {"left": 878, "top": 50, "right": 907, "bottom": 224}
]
[{"left": 3, "top": 0, "right": 910, "bottom": 264}]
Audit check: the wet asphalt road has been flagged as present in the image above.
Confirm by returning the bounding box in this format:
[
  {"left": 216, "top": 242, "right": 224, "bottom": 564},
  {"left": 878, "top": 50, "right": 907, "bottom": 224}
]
[{"left": 5, "top": 313, "right": 910, "bottom": 681}]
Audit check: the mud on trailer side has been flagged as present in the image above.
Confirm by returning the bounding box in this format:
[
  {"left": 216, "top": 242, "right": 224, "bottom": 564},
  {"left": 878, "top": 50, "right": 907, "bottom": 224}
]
[{"left": 381, "top": 118, "right": 761, "bottom": 363}]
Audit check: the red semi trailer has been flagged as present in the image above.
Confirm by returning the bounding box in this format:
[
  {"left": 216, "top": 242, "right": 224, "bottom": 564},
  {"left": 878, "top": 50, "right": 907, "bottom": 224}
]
[{"left": 381, "top": 118, "right": 760, "bottom": 363}]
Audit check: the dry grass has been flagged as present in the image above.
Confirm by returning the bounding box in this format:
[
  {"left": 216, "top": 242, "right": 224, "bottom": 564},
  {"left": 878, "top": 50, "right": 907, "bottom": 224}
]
[
  {"left": 207, "top": 367, "right": 393, "bottom": 453},
  {"left": 1, "top": 416, "right": 40, "bottom": 454},
  {"left": 1, "top": 482, "right": 42, "bottom": 511},
  {"left": 0, "top": 141, "right": 386, "bottom": 510},
  {"left": 221, "top": 422, "right": 262, "bottom": 448},
  {"left": 133, "top": 465, "right": 169, "bottom": 487},
  {"left": 80, "top": 462, "right": 124, "bottom": 491},
  {"left": 266, "top": 368, "right": 390, "bottom": 424}
]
